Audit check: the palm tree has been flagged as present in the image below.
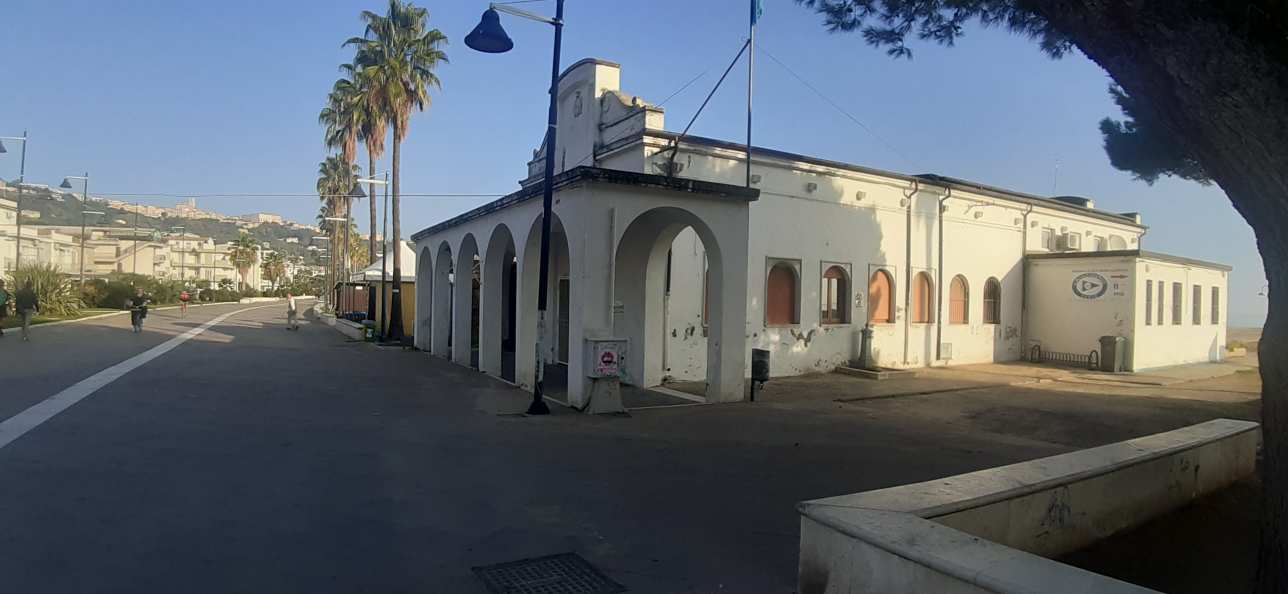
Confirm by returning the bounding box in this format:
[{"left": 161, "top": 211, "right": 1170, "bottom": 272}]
[
  {"left": 319, "top": 76, "right": 365, "bottom": 279},
  {"left": 262, "top": 251, "right": 287, "bottom": 291},
  {"left": 316, "top": 155, "right": 359, "bottom": 293},
  {"left": 347, "top": 220, "right": 371, "bottom": 271},
  {"left": 343, "top": 63, "right": 388, "bottom": 267},
  {"left": 345, "top": 0, "right": 448, "bottom": 340},
  {"left": 228, "top": 233, "right": 260, "bottom": 292}
]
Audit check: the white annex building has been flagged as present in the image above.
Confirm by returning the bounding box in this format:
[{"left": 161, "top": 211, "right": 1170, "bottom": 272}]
[{"left": 412, "top": 58, "right": 1230, "bottom": 408}]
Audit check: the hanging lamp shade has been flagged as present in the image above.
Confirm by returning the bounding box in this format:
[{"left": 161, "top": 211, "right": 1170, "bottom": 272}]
[
  {"left": 465, "top": 8, "right": 513, "bottom": 54},
  {"left": 60, "top": 178, "right": 74, "bottom": 189},
  {"left": 0, "top": 140, "right": 8, "bottom": 154},
  {"left": 349, "top": 183, "right": 367, "bottom": 199}
]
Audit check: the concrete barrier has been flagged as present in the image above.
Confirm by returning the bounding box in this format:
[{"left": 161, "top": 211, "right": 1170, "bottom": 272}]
[
  {"left": 318, "top": 309, "right": 365, "bottom": 341},
  {"left": 238, "top": 297, "right": 283, "bottom": 304},
  {"left": 797, "top": 418, "right": 1259, "bottom": 594}
]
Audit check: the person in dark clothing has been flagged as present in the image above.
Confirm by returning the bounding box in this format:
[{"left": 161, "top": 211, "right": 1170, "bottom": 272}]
[
  {"left": 15, "top": 280, "right": 38, "bottom": 342},
  {"left": 0, "top": 279, "right": 10, "bottom": 338},
  {"left": 126, "top": 287, "right": 150, "bottom": 334}
]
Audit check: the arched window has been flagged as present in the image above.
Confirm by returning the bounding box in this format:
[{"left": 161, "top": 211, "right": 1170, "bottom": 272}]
[
  {"left": 1108, "top": 235, "right": 1128, "bottom": 250},
  {"left": 949, "top": 275, "right": 969, "bottom": 324},
  {"left": 821, "top": 265, "right": 850, "bottom": 324},
  {"left": 983, "top": 277, "right": 1001, "bottom": 324},
  {"left": 766, "top": 261, "right": 798, "bottom": 325},
  {"left": 868, "top": 269, "right": 894, "bottom": 324},
  {"left": 911, "top": 272, "right": 935, "bottom": 323}
]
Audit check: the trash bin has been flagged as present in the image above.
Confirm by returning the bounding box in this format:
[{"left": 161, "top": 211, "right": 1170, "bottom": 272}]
[
  {"left": 363, "top": 320, "right": 376, "bottom": 342},
  {"left": 751, "top": 349, "right": 771, "bottom": 383},
  {"left": 1099, "top": 335, "right": 1126, "bottom": 372}
]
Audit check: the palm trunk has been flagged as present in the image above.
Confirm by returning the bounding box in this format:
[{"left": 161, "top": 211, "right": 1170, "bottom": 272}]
[
  {"left": 344, "top": 198, "right": 353, "bottom": 285},
  {"left": 1036, "top": 3, "right": 1288, "bottom": 592},
  {"left": 388, "top": 137, "right": 405, "bottom": 341},
  {"left": 368, "top": 152, "right": 378, "bottom": 264}
]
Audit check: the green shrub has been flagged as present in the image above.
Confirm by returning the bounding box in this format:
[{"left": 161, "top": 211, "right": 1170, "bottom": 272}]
[{"left": 6, "top": 263, "right": 84, "bottom": 317}]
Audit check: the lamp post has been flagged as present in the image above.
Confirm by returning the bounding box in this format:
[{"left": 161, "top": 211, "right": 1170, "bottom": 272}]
[
  {"left": 0, "top": 132, "right": 28, "bottom": 272},
  {"left": 357, "top": 174, "right": 389, "bottom": 338},
  {"left": 312, "top": 236, "right": 330, "bottom": 309},
  {"left": 60, "top": 174, "right": 94, "bottom": 287},
  {"left": 325, "top": 215, "right": 348, "bottom": 314},
  {"left": 171, "top": 227, "right": 186, "bottom": 283},
  {"left": 466, "top": 0, "right": 564, "bottom": 415},
  {"left": 132, "top": 206, "right": 140, "bottom": 275}
]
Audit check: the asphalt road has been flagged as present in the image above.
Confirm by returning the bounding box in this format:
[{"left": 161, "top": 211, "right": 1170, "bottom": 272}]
[{"left": 0, "top": 302, "right": 1254, "bottom": 593}]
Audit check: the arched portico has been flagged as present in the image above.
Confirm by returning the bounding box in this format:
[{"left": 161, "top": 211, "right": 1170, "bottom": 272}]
[
  {"left": 415, "top": 246, "right": 433, "bottom": 350},
  {"left": 412, "top": 167, "right": 756, "bottom": 407},
  {"left": 516, "top": 212, "right": 572, "bottom": 395},
  {"left": 430, "top": 241, "right": 453, "bottom": 357},
  {"left": 453, "top": 234, "right": 480, "bottom": 367},
  {"left": 481, "top": 224, "right": 518, "bottom": 381},
  {"left": 613, "top": 207, "right": 727, "bottom": 398}
]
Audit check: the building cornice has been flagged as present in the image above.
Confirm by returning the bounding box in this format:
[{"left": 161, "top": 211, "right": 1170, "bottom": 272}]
[
  {"left": 642, "top": 130, "right": 1146, "bottom": 230},
  {"left": 412, "top": 166, "right": 759, "bottom": 241},
  {"left": 1025, "top": 249, "right": 1231, "bottom": 271}
]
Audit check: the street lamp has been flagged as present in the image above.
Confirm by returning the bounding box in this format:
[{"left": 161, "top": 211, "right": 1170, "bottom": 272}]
[
  {"left": 171, "top": 226, "right": 186, "bottom": 283},
  {"left": 325, "top": 215, "right": 349, "bottom": 315},
  {"left": 357, "top": 174, "right": 390, "bottom": 339},
  {"left": 0, "top": 132, "right": 28, "bottom": 272},
  {"left": 466, "top": 0, "right": 565, "bottom": 414},
  {"left": 60, "top": 173, "right": 95, "bottom": 288}
]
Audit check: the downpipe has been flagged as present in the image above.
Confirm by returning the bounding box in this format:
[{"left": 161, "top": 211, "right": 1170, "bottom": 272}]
[
  {"left": 935, "top": 187, "right": 952, "bottom": 363},
  {"left": 902, "top": 180, "right": 918, "bottom": 366}
]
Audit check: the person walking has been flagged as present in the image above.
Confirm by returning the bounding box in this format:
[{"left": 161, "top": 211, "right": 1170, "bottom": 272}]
[
  {"left": 0, "top": 279, "right": 10, "bottom": 338},
  {"left": 15, "top": 279, "right": 38, "bottom": 342},
  {"left": 126, "top": 287, "right": 150, "bottom": 334},
  {"left": 286, "top": 292, "right": 299, "bottom": 331},
  {"left": 178, "top": 289, "right": 190, "bottom": 317}
]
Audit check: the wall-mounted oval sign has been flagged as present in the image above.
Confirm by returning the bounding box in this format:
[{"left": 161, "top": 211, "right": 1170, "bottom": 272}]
[{"left": 1072, "top": 272, "right": 1109, "bottom": 299}]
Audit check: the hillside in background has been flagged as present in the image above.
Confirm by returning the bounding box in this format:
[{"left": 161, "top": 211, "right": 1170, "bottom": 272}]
[{"left": 9, "top": 186, "right": 322, "bottom": 259}]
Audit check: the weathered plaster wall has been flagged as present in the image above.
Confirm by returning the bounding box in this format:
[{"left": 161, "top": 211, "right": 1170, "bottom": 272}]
[{"left": 662, "top": 227, "right": 708, "bottom": 382}]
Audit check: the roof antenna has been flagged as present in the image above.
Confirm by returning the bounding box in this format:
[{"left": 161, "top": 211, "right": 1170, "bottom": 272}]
[{"left": 1052, "top": 158, "right": 1061, "bottom": 194}]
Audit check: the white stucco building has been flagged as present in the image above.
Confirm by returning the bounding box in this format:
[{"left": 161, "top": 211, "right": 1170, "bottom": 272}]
[{"left": 412, "top": 59, "right": 1230, "bottom": 407}]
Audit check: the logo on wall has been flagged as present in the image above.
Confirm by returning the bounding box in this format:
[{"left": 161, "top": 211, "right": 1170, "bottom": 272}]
[{"left": 1072, "top": 272, "right": 1109, "bottom": 299}]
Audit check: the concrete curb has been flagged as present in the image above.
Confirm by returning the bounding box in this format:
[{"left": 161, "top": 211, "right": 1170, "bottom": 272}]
[
  {"left": 10, "top": 301, "right": 240, "bottom": 331},
  {"left": 833, "top": 380, "right": 1033, "bottom": 403}
]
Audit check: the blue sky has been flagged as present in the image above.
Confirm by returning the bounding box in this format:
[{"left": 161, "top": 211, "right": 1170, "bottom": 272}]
[{"left": 0, "top": 0, "right": 1266, "bottom": 325}]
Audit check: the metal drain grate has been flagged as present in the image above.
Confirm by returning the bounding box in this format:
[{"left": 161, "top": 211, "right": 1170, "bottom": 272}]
[{"left": 472, "top": 552, "right": 626, "bottom": 594}]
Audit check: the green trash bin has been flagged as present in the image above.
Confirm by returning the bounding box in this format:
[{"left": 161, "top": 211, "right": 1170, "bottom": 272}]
[{"left": 363, "top": 320, "right": 377, "bottom": 342}]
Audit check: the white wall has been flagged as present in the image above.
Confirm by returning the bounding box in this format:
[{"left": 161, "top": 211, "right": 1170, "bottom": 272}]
[
  {"left": 1024, "top": 255, "right": 1136, "bottom": 362},
  {"left": 1132, "top": 258, "right": 1228, "bottom": 369}
]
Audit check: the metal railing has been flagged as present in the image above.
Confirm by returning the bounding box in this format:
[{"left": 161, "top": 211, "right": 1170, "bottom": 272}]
[{"left": 1029, "top": 345, "right": 1100, "bottom": 370}]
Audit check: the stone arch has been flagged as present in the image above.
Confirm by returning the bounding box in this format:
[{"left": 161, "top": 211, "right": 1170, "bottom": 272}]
[
  {"left": 453, "top": 233, "right": 481, "bottom": 368},
  {"left": 612, "top": 206, "right": 725, "bottom": 398},
  {"left": 481, "top": 223, "right": 518, "bottom": 381},
  {"left": 515, "top": 212, "right": 572, "bottom": 395},
  {"left": 415, "top": 246, "right": 434, "bottom": 349},
  {"left": 430, "top": 241, "right": 453, "bottom": 357}
]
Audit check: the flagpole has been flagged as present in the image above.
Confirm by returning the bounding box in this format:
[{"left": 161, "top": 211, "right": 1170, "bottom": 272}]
[{"left": 746, "top": 0, "right": 756, "bottom": 188}]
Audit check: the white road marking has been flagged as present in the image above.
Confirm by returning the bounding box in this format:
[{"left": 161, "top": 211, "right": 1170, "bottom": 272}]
[{"left": 0, "top": 305, "right": 276, "bottom": 451}]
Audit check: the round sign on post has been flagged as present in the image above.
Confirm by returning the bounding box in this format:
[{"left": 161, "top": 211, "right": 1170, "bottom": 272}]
[{"left": 1072, "top": 272, "right": 1109, "bottom": 300}]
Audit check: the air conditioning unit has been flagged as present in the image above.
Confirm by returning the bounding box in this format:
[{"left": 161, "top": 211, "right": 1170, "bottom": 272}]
[{"left": 1057, "top": 232, "right": 1082, "bottom": 251}]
